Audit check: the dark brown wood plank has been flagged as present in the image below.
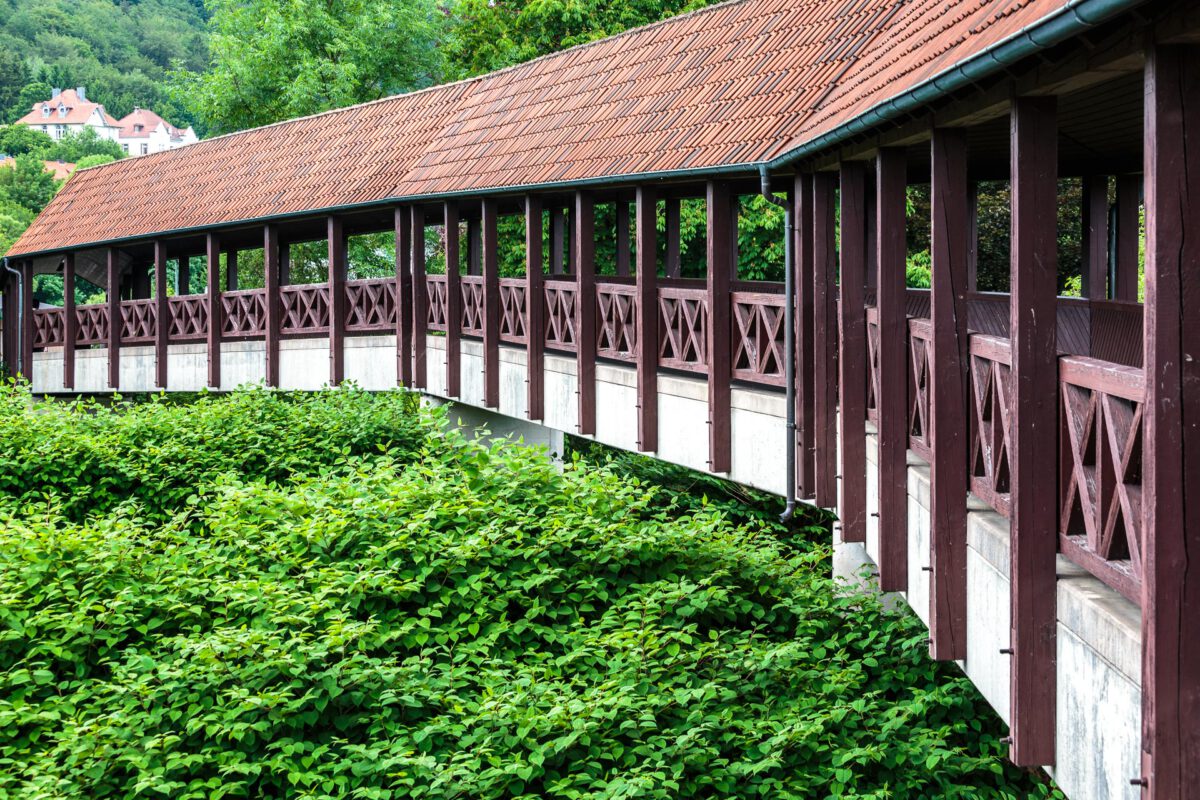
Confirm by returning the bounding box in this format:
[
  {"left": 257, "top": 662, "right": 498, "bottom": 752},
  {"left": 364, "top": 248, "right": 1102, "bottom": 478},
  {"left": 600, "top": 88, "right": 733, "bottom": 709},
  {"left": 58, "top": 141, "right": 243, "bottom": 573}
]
[
  {"left": 616, "top": 201, "right": 631, "bottom": 276},
  {"left": 412, "top": 206, "right": 428, "bottom": 390},
  {"left": 395, "top": 207, "right": 413, "bottom": 386},
  {"left": 63, "top": 251, "right": 76, "bottom": 390},
  {"left": 838, "top": 161, "right": 868, "bottom": 543},
  {"left": 706, "top": 181, "right": 733, "bottom": 473},
  {"left": 551, "top": 207, "right": 566, "bottom": 275},
  {"left": 264, "top": 224, "right": 281, "bottom": 388},
  {"left": 795, "top": 174, "right": 817, "bottom": 500},
  {"left": 225, "top": 249, "right": 239, "bottom": 292},
  {"left": 482, "top": 198, "right": 500, "bottom": 408},
  {"left": 278, "top": 243, "right": 289, "bottom": 286},
  {"left": 178, "top": 255, "right": 191, "bottom": 296},
  {"left": 1141, "top": 43, "right": 1200, "bottom": 800},
  {"left": 468, "top": 217, "right": 482, "bottom": 276},
  {"left": 328, "top": 216, "right": 347, "bottom": 386},
  {"left": 21, "top": 259, "right": 33, "bottom": 383},
  {"left": 967, "top": 182, "right": 979, "bottom": 291},
  {"left": 1114, "top": 174, "right": 1141, "bottom": 302},
  {"left": 153, "top": 243, "right": 167, "bottom": 389},
  {"left": 929, "top": 127, "right": 971, "bottom": 661},
  {"left": 1081, "top": 175, "right": 1110, "bottom": 299},
  {"left": 665, "top": 196, "right": 682, "bottom": 278},
  {"left": 812, "top": 172, "right": 839, "bottom": 508},
  {"left": 1, "top": 276, "right": 12, "bottom": 380},
  {"left": 635, "top": 186, "right": 658, "bottom": 452},
  {"left": 876, "top": 148, "right": 908, "bottom": 591},
  {"left": 526, "top": 196, "right": 545, "bottom": 420},
  {"left": 1008, "top": 95, "right": 1059, "bottom": 768},
  {"left": 206, "top": 235, "right": 220, "bottom": 388},
  {"left": 575, "top": 191, "right": 597, "bottom": 434},
  {"left": 445, "top": 202, "right": 462, "bottom": 397}
]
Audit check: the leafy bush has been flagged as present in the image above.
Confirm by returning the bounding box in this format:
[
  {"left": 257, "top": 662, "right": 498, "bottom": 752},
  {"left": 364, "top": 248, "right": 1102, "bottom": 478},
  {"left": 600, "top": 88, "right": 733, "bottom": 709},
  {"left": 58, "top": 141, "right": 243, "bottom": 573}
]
[
  {"left": 0, "top": 383, "right": 423, "bottom": 521},
  {"left": 0, "top": 415, "right": 1058, "bottom": 799}
]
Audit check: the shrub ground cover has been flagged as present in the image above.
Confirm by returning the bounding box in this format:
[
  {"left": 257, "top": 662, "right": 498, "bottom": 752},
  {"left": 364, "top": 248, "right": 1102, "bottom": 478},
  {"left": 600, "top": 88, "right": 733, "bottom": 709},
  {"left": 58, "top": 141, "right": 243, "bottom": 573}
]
[{"left": 0, "top": 386, "right": 1059, "bottom": 798}]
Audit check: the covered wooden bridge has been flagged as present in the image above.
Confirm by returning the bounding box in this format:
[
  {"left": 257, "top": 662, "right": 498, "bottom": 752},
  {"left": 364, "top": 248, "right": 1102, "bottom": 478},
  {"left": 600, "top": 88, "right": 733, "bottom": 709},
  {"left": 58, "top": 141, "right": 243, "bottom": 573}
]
[{"left": 4, "top": 0, "right": 1199, "bottom": 796}]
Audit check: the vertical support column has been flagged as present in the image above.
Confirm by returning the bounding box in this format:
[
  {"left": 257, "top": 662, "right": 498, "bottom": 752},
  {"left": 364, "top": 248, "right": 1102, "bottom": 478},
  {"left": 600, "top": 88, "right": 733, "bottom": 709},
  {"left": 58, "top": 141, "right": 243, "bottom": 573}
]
[
  {"left": 1008, "top": 95, "right": 1058, "bottom": 768},
  {"left": 551, "top": 207, "right": 566, "bottom": 275},
  {"left": 327, "top": 216, "right": 346, "bottom": 386},
  {"left": 929, "top": 127, "right": 971, "bottom": 661},
  {"left": 706, "top": 181, "right": 733, "bottom": 473},
  {"left": 178, "top": 255, "right": 191, "bottom": 296},
  {"left": 616, "top": 200, "right": 631, "bottom": 277},
  {"left": 1, "top": 275, "right": 12, "bottom": 380},
  {"left": 444, "top": 202, "right": 461, "bottom": 397},
  {"left": 412, "top": 206, "right": 428, "bottom": 390},
  {"left": 1141, "top": 43, "right": 1200, "bottom": 800},
  {"left": 206, "top": 234, "right": 221, "bottom": 389},
  {"left": 225, "top": 249, "right": 239, "bottom": 292},
  {"left": 132, "top": 261, "right": 152, "bottom": 300},
  {"left": 107, "top": 249, "right": 121, "bottom": 389},
  {"left": 838, "top": 162, "right": 868, "bottom": 543},
  {"left": 575, "top": 191, "right": 597, "bottom": 434},
  {"left": 526, "top": 196, "right": 545, "bottom": 420},
  {"left": 967, "top": 182, "right": 980, "bottom": 291},
  {"left": 63, "top": 252, "right": 76, "bottom": 390},
  {"left": 1114, "top": 174, "right": 1141, "bottom": 302},
  {"left": 795, "top": 174, "right": 817, "bottom": 499},
  {"left": 20, "top": 259, "right": 33, "bottom": 383},
  {"left": 635, "top": 186, "right": 658, "bottom": 452},
  {"left": 482, "top": 198, "right": 500, "bottom": 409},
  {"left": 395, "top": 207, "right": 413, "bottom": 386},
  {"left": 812, "top": 173, "right": 838, "bottom": 508},
  {"left": 279, "top": 243, "right": 290, "bottom": 287},
  {"left": 468, "top": 217, "right": 482, "bottom": 276},
  {"left": 665, "top": 196, "right": 682, "bottom": 278},
  {"left": 876, "top": 148, "right": 908, "bottom": 591},
  {"left": 264, "top": 224, "right": 281, "bottom": 388},
  {"left": 153, "top": 242, "right": 167, "bottom": 389},
  {"left": 1081, "top": 175, "right": 1109, "bottom": 299}
]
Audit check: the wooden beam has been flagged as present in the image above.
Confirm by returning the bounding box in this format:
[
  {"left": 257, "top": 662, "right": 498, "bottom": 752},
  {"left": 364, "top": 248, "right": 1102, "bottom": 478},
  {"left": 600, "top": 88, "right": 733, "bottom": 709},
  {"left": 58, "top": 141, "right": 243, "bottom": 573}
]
[
  {"left": 551, "top": 207, "right": 566, "bottom": 275},
  {"left": 929, "top": 127, "right": 971, "bottom": 661},
  {"left": 838, "top": 161, "right": 868, "bottom": 543},
  {"left": 444, "top": 202, "right": 462, "bottom": 397},
  {"left": 1114, "top": 174, "right": 1141, "bottom": 302},
  {"left": 526, "top": 196, "right": 544, "bottom": 420},
  {"left": 206, "top": 234, "right": 221, "bottom": 388},
  {"left": 967, "top": 182, "right": 979, "bottom": 291},
  {"left": 63, "top": 252, "right": 76, "bottom": 391},
  {"left": 328, "top": 216, "right": 347, "bottom": 386},
  {"left": 706, "top": 181, "right": 733, "bottom": 473},
  {"left": 106, "top": 249, "right": 121, "bottom": 388},
  {"left": 153, "top": 243, "right": 167, "bottom": 389},
  {"left": 665, "top": 196, "right": 682, "bottom": 278},
  {"left": 616, "top": 200, "right": 631, "bottom": 276},
  {"left": 177, "top": 255, "right": 191, "bottom": 295},
  {"left": 1141, "top": 42, "right": 1200, "bottom": 800},
  {"left": 225, "top": 249, "right": 239, "bottom": 292},
  {"left": 635, "top": 186, "right": 658, "bottom": 452},
  {"left": 264, "top": 225, "right": 281, "bottom": 388},
  {"left": 1008, "top": 95, "right": 1059, "bottom": 768},
  {"left": 1081, "top": 175, "right": 1110, "bottom": 299},
  {"left": 876, "top": 148, "right": 908, "bottom": 591},
  {"left": 575, "top": 191, "right": 597, "bottom": 434},
  {"left": 279, "top": 243, "right": 290, "bottom": 286},
  {"left": 482, "top": 198, "right": 500, "bottom": 408},
  {"left": 812, "top": 172, "right": 839, "bottom": 509},
  {"left": 468, "top": 216, "right": 482, "bottom": 276},
  {"left": 21, "top": 259, "right": 33, "bottom": 384},
  {"left": 395, "top": 207, "right": 412, "bottom": 386},
  {"left": 795, "top": 174, "right": 817, "bottom": 499},
  {"left": 1, "top": 275, "right": 12, "bottom": 381},
  {"left": 412, "top": 206, "right": 428, "bottom": 390}
]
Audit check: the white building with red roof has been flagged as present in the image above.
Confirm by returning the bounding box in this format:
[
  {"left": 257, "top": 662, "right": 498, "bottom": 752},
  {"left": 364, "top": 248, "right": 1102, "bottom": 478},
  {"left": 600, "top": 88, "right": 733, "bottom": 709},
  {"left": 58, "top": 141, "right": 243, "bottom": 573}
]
[
  {"left": 12, "top": 87, "right": 197, "bottom": 155},
  {"left": 115, "top": 107, "right": 197, "bottom": 156}
]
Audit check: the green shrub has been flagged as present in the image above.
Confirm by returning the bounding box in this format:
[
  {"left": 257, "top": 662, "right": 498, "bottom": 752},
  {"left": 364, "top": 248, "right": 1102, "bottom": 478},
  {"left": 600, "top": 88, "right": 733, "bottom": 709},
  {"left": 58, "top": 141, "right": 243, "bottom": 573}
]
[
  {"left": 0, "top": 384, "right": 423, "bottom": 521},
  {"left": 0, "top": 424, "right": 1059, "bottom": 799}
]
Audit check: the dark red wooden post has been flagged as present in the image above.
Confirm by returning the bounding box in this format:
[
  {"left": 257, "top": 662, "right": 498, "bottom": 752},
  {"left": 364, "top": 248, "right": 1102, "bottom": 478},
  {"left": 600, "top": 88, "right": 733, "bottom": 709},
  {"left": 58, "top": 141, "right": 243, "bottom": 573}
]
[
  {"left": 551, "top": 207, "right": 566, "bottom": 275},
  {"left": 1, "top": 275, "right": 12, "bottom": 380},
  {"left": 468, "top": 217, "right": 482, "bottom": 276},
  {"left": 838, "top": 161, "right": 868, "bottom": 542},
  {"left": 264, "top": 224, "right": 281, "bottom": 388},
  {"left": 177, "top": 255, "right": 191, "bottom": 295},
  {"left": 206, "top": 234, "right": 220, "bottom": 389},
  {"left": 412, "top": 206, "right": 428, "bottom": 390},
  {"left": 278, "top": 244, "right": 290, "bottom": 287},
  {"left": 706, "top": 181, "right": 733, "bottom": 473},
  {"left": 444, "top": 202, "right": 462, "bottom": 397},
  {"left": 526, "top": 196, "right": 544, "bottom": 420},
  {"left": 63, "top": 251, "right": 76, "bottom": 390},
  {"left": 616, "top": 200, "right": 631, "bottom": 277},
  {"left": 1114, "top": 174, "right": 1141, "bottom": 302},
  {"left": 1081, "top": 175, "right": 1109, "bottom": 299},
  {"left": 812, "top": 172, "right": 839, "bottom": 508},
  {"left": 575, "top": 191, "right": 597, "bottom": 434},
  {"left": 665, "top": 196, "right": 682, "bottom": 278},
  {"left": 328, "top": 216, "right": 346, "bottom": 386},
  {"left": 929, "top": 127, "right": 971, "bottom": 661},
  {"left": 876, "top": 148, "right": 908, "bottom": 591},
  {"left": 108, "top": 248, "right": 121, "bottom": 388},
  {"left": 20, "top": 259, "right": 33, "bottom": 383},
  {"left": 395, "top": 207, "right": 413, "bottom": 386},
  {"left": 967, "top": 182, "right": 979, "bottom": 291},
  {"left": 153, "top": 242, "right": 167, "bottom": 389},
  {"left": 795, "top": 174, "right": 816, "bottom": 499},
  {"left": 225, "top": 249, "right": 239, "bottom": 292},
  {"left": 482, "top": 198, "right": 500, "bottom": 408},
  {"left": 1008, "top": 95, "right": 1059, "bottom": 768},
  {"left": 635, "top": 186, "right": 658, "bottom": 452},
  {"left": 1141, "top": 43, "right": 1200, "bottom": 800}
]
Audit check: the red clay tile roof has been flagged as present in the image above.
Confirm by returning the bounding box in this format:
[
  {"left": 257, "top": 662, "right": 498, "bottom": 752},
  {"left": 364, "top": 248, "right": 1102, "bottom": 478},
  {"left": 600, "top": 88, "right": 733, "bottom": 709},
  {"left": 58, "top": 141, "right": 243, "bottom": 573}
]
[
  {"left": 10, "top": 0, "right": 1097, "bottom": 257},
  {"left": 12, "top": 89, "right": 120, "bottom": 129},
  {"left": 117, "top": 108, "right": 189, "bottom": 140}
]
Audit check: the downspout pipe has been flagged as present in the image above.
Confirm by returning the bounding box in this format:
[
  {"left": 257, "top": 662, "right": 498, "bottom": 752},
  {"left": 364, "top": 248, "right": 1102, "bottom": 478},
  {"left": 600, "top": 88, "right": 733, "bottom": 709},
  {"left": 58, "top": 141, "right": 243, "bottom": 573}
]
[
  {"left": 760, "top": 166, "right": 796, "bottom": 523},
  {"left": 2, "top": 257, "right": 22, "bottom": 378}
]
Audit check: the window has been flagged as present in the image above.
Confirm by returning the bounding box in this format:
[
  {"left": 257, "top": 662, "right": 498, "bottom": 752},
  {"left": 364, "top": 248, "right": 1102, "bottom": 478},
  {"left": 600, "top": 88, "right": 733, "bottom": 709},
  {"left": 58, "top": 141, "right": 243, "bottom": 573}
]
[
  {"left": 41, "top": 105, "right": 50, "bottom": 118},
  {"left": 121, "top": 143, "right": 129, "bottom": 153},
  {"left": 57, "top": 105, "right": 66, "bottom": 119},
  {"left": 55, "top": 125, "right": 66, "bottom": 138},
  {"left": 140, "top": 143, "right": 148, "bottom": 155}
]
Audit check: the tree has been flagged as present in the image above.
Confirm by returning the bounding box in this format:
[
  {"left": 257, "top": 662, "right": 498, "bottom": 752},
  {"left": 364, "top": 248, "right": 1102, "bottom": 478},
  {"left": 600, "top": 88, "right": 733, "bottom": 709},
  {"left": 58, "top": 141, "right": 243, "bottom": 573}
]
[
  {"left": 41, "top": 127, "right": 124, "bottom": 162},
  {"left": 173, "top": 0, "right": 445, "bottom": 134},
  {"left": 0, "top": 51, "right": 28, "bottom": 118},
  {"left": 0, "top": 124, "right": 54, "bottom": 156},
  {"left": 0, "top": 153, "right": 59, "bottom": 215},
  {"left": 74, "top": 153, "right": 116, "bottom": 170}
]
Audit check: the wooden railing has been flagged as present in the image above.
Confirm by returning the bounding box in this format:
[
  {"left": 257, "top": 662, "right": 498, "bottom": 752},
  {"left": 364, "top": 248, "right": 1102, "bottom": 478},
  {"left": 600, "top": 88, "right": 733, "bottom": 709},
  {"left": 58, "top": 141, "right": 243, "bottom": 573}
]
[
  {"left": 426, "top": 274, "right": 448, "bottom": 332},
  {"left": 866, "top": 306, "right": 880, "bottom": 424},
  {"left": 222, "top": 289, "right": 267, "bottom": 338},
  {"left": 281, "top": 284, "right": 330, "bottom": 335},
  {"left": 345, "top": 278, "right": 395, "bottom": 333},
  {"left": 658, "top": 284, "right": 707, "bottom": 373},
  {"left": 499, "top": 278, "right": 528, "bottom": 345},
  {"left": 460, "top": 275, "right": 485, "bottom": 338},
  {"left": 967, "top": 333, "right": 1014, "bottom": 518},
  {"left": 544, "top": 277, "right": 578, "bottom": 353},
  {"left": 77, "top": 304, "right": 110, "bottom": 346},
  {"left": 32, "top": 308, "right": 64, "bottom": 348},
  {"left": 597, "top": 279, "right": 637, "bottom": 362},
  {"left": 168, "top": 295, "right": 207, "bottom": 341},
  {"left": 732, "top": 284, "right": 786, "bottom": 386},
  {"left": 120, "top": 299, "right": 157, "bottom": 344},
  {"left": 907, "top": 317, "right": 933, "bottom": 462}
]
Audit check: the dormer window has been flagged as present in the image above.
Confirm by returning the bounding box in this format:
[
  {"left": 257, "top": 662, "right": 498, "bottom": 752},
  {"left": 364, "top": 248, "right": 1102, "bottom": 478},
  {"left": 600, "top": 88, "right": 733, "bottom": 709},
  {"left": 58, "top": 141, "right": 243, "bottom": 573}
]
[
  {"left": 57, "top": 105, "right": 66, "bottom": 119},
  {"left": 41, "top": 105, "right": 50, "bottom": 118},
  {"left": 134, "top": 124, "right": 143, "bottom": 133}
]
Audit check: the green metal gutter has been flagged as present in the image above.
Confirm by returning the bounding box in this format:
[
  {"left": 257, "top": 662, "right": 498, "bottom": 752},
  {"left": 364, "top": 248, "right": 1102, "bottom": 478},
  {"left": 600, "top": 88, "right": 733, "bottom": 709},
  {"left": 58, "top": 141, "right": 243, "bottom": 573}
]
[{"left": 10, "top": 0, "right": 1143, "bottom": 261}]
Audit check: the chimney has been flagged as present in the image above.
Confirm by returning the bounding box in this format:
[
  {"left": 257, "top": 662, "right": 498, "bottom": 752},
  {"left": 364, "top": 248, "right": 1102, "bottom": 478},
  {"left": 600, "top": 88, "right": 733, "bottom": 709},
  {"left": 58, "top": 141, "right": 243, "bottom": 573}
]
[
  {"left": 76, "top": 87, "right": 86, "bottom": 101},
  {"left": 51, "top": 88, "right": 61, "bottom": 99}
]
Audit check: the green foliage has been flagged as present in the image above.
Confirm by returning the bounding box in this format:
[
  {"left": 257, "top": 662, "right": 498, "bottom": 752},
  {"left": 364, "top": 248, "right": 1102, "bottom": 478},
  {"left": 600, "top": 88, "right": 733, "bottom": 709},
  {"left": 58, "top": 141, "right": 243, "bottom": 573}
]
[
  {"left": 0, "top": 384, "right": 423, "bottom": 522},
  {"left": 74, "top": 152, "right": 116, "bottom": 170},
  {"left": 906, "top": 249, "right": 932, "bottom": 289},
  {"left": 38, "top": 126, "right": 125, "bottom": 162},
  {"left": 173, "top": 0, "right": 444, "bottom": 135},
  {"left": 0, "top": 123, "right": 52, "bottom": 156},
  {"left": 0, "top": 391, "right": 1060, "bottom": 798},
  {"left": 0, "top": 153, "right": 57, "bottom": 215}
]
